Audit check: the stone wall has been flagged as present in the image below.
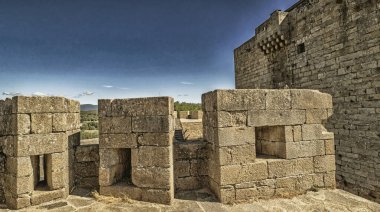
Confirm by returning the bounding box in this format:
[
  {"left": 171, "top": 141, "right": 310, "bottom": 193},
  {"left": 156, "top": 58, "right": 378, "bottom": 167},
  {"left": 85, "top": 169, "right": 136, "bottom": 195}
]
[
  {"left": 0, "top": 96, "right": 80, "bottom": 209},
  {"left": 74, "top": 144, "right": 99, "bottom": 189},
  {"left": 173, "top": 141, "right": 207, "bottom": 192},
  {"left": 234, "top": 0, "right": 380, "bottom": 202},
  {"left": 98, "top": 97, "right": 175, "bottom": 204},
  {"left": 202, "top": 89, "right": 336, "bottom": 204},
  {"left": 181, "top": 120, "right": 203, "bottom": 141}
]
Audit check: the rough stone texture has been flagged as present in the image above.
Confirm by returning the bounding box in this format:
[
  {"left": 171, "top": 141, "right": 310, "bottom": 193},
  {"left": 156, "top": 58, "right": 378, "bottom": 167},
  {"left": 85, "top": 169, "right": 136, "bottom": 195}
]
[
  {"left": 4, "top": 188, "right": 380, "bottom": 212},
  {"left": 177, "top": 111, "right": 189, "bottom": 119},
  {"left": 173, "top": 141, "right": 208, "bottom": 192},
  {"left": 202, "top": 89, "right": 336, "bottom": 204},
  {"left": 180, "top": 120, "right": 203, "bottom": 141},
  {"left": 98, "top": 97, "right": 175, "bottom": 205},
  {"left": 190, "top": 111, "right": 203, "bottom": 119},
  {"left": 74, "top": 144, "right": 99, "bottom": 189},
  {"left": 0, "top": 96, "right": 80, "bottom": 209},
  {"left": 234, "top": 0, "right": 380, "bottom": 203}
]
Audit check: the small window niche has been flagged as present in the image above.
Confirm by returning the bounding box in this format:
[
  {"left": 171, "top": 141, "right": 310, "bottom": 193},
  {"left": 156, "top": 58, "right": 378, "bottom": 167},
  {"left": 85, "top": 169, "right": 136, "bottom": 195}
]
[
  {"left": 112, "top": 148, "right": 132, "bottom": 185},
  {"left": 255, "top": 126, "right": 286, "bottom": 159},
  {"left": 297, "top": 43, "right": 306, "bottom": 54},
  {"left": 31, "top": 155, "right": 50, "bottom": 191}
]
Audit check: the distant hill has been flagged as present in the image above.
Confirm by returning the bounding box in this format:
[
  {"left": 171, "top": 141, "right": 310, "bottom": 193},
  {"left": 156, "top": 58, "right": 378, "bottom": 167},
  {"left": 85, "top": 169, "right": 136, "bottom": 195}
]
[{"left": 80, "top": 104, "right": 98, "bottom": 111}]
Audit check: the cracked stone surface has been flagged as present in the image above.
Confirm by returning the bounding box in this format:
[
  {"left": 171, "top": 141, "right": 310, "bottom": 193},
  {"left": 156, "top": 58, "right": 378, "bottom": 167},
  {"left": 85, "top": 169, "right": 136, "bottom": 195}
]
[{"left": 1, "top": 189, "right": 379, "bottom": 211}]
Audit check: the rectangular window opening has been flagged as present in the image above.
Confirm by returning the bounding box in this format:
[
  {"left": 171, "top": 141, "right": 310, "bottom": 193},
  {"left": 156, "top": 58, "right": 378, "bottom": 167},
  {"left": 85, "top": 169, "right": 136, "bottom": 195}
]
[
  {"left": 255, "top": 126, "right": 286, "bottom": 159},
  {"left": 31, "top": 155, "right": 50, "bottom": 191},
  {"left": 113, "top": 148, "right": 132, "bottom": 186},
  {"left": 297, "top": 43, "right": 305, "bottom": 54}
]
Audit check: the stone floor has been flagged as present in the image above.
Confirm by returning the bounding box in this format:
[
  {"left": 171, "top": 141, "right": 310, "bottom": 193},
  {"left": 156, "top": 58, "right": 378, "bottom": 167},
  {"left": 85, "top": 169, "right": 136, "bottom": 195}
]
[{"left": 1, "top": 188, "right": 379, "bottom": 211}]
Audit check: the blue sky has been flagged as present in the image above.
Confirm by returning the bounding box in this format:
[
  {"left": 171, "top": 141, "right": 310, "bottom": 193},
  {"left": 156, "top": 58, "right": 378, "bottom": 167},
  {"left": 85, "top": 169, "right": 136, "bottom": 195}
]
[{"left": 0, "top": 0, "right": 298, "bottom": 104}]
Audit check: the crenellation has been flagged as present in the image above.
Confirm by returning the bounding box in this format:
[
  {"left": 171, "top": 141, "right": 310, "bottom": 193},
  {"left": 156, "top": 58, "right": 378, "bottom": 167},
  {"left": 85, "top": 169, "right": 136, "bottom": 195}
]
[
  {"left": 0, "top": 96, "right": 80, "bottom": 209},
  {"left": 202, "top": 89, "right": 335, "bottom": 203},
  {"left": 98, "top": 97, "right": 175, "bottom": 205}
]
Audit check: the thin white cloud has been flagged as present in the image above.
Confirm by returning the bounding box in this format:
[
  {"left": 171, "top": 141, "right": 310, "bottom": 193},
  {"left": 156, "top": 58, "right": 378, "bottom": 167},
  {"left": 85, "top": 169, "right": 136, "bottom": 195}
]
[
  {"left": 32, "top": 92, "right": 47, "bottom": 96},
  {"left": 180, "top": 81, "right": 194, "bottom": 85},
  {"left": 117, "top": 87, "right": 130, "bottom": 90},
  {"left": 103, "top": 85, "right": 113, "bottom": 88},
  {"left": 75, "top": 91, "right": 95, "bottom": 98},
  {"left": 2, "top": 92, "right": 22, "bottom": 96},
  {"left": 177, "top": 94, "right": 189, "bottom": 97}
]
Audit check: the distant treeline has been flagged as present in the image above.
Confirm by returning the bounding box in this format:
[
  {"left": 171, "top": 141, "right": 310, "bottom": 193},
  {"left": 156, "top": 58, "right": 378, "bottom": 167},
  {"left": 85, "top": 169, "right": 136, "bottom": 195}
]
[
  {"left": 81, "top": 110, "right": 98, "bottom": 122},
  {"left": 174, "top": 101, "right": 201, "bottom": 111}
]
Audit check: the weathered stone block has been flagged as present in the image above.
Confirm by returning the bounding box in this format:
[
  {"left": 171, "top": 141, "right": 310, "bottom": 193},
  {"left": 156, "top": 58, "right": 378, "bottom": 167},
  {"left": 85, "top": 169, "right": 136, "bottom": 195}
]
[
  {"left": 132, "top": 167, "right": 172, "bottom": 189},
  {"left": 291, "top": 90, "right": 333, "bottom": 109},
  {"left": 314, "top": 155, "right": 336, "bottom": 173},
  {"left": 236, "top": 186, "right": 275, "bottom": 201},
  {"left": 181, "top": 121, "right": 203, "bottom": 141},
  {"left": 99, "top": 134, "right": 137, "bottom": 149},
  {"left": 190, "top": 111, "right": 203, "bottom": 119},
  {"left": 15, "top": 133, "right": 67, "bottom": 157},
  {"left": 6, "top": 157, "right": 33, "bottom": 177},
  {"left": 132, "top": 116, "right": 172, "bottom": 133},
  {"left": 217, "top": 127, "right": 255, "bottom": 147},
  {"left": 202, "top": 91, "right": 217, "bottom": 112},
  {"left": 268, "top": 158, "right": 313, "bottom": 178},
  {"left": 190, "top": 159, "right": 208, "bottom": 176},
  {"left": 313, "top": 173, "right": 325, "bottom": 187},
  {"left": 98, "top": 99, "right": 112, "bottom": 117},
  {"left": 132, "top": 146, "right": 171, "bottom": 168},
  {"left": 216, "top": 111, "right": 247, "bottom": 127},
  {"left": 219, "top": 185, "right": 236, "bottom": 204},
  {"left": 137, "top": 133, "right": 172, "bottom": 147},
  {"left": 31, "top": 189, "right": 65, "bottom": 206},
  {"left": 325, "top": 139, "right": 335, "bottom": 155},
  {"left": 100, "top": 185, "right": 142, "bottom": 200},
  {"left": 99, "top": 148, "right": 128, "bottom": 168},
  {"left": 302, "top": 124, "right": 334, "bottom": 140},
  {"left": 285, "top": 140, "right": 325, "bottom": 159},
  {"left": 174, "top": 160, "right": 190, "bottom": 178},
  {"left": 98, "top": 165, "right": 126, "bottom": 186},
  {"left": 218, "top": 144, "right": 256, "bottom": 166},
  {"left": 13, "top": 96, "right": 66, "bottom": 113},
  {"left": 248, "top": 110, "right": 306, "bottom": 126},
  {"left": 220, "top": 161, "right": 268, "bottom": 185},
  {"left": 0, "top": 115, "right": 14, "bottom": 135},
  {"left": 75, "top": 145, "right": 99, "bottom": 162},
  {"left": 5, "top": 194, "right": 31, "bottom": 210},
  {"left": 306, "top": 109, "right": 329, "bottom": 124},
  {"left": 324, "top": 171, "right": 336, "bottom": 188},
  {"left": 276, "top": 177, "right": 296, "bottom": 189},
  {"left": 178, "top": 111, "right": 189, "bottom": 119},
  {"left": 217, "top": 89, "right": 266, "bottom": 111},
  {"left": 4, "top": 175, "right": 33, "bottom": 196},
  {"left": 295, "top": 175, "right": 314, "bottom": 192},
  {"left": 64, "top": 99, "right": 80, "bottom": 113},
  {"left": 174, "top": 141, "right": 207, "bottom": 160},
  {"left": 0, "top": 98, "right": 13, "bottom": 116},
  {"left": 293, "top": 125, "right": 302, "bottom": 142},
  {"left": 141, "top": 188, "right": 173, "bottom": 205},
  {"left": 99, "top": 116, "right": 131, "bottom": 134},
  {"left": 266, "top": 90, "right": 291, "bottom": 110},
  {"left": 15, "top": 114, "right": 31, "bottom": 135},
  {"left": 175, "top": 176, "right": 201, "bottom": 191},
  {"left": 102, "top": 97, "right": 173, "bottom": 117},
  {"left": 257, "top": 140, "right": 286, "bottom": 158},
  {"left": 31, "top": 114, "right": 52, "bottom": 134}
]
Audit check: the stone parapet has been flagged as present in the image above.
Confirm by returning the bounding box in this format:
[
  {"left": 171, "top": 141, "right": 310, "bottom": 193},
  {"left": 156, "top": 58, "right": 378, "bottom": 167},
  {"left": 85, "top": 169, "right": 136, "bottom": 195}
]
[
  {"left": 202, "top": 89, "right": 335, "bottom": 204},
  {"left": 0, "top": 96, "right": 80, "bottom": 209}
]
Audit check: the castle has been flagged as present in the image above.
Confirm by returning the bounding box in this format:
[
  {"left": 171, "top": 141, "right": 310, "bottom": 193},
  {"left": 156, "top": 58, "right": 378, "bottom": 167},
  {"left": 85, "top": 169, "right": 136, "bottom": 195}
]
[
  {"left": 234, "top": 0, "right": 379, "bottom": 202},
  {"left": 0, "top": 0, "right": 379, "bottom": 210}
]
